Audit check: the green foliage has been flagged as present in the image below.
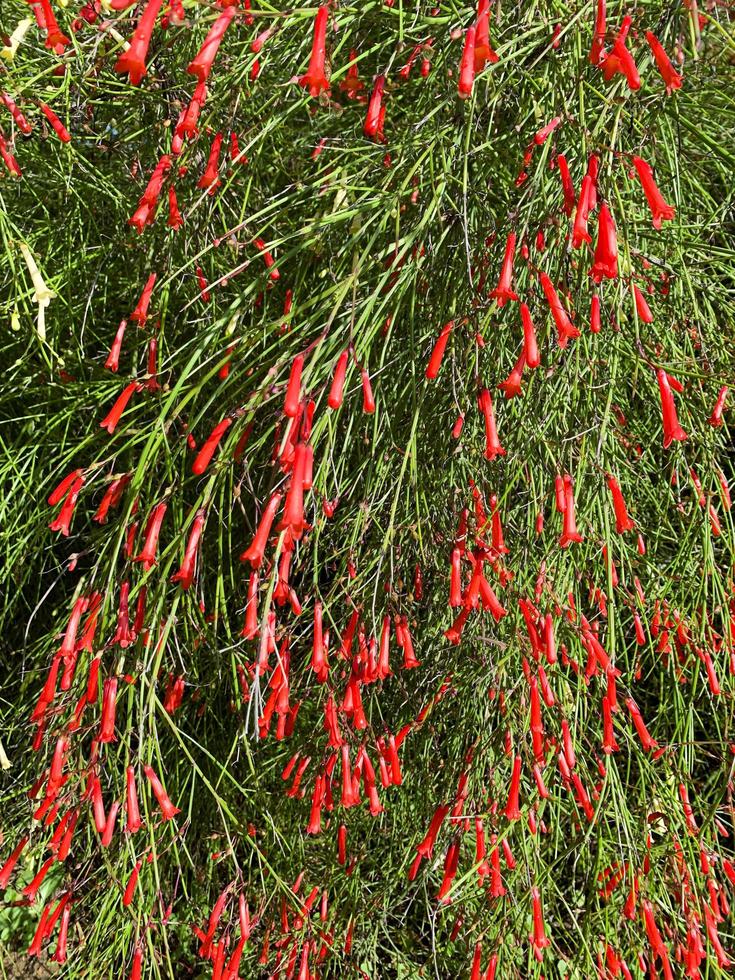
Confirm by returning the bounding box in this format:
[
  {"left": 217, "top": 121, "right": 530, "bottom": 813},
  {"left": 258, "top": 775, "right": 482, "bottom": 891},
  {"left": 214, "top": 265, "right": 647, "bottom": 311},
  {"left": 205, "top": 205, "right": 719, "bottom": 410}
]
[{"left": 1, "top": 0, "right": 735, "bottom": 976}]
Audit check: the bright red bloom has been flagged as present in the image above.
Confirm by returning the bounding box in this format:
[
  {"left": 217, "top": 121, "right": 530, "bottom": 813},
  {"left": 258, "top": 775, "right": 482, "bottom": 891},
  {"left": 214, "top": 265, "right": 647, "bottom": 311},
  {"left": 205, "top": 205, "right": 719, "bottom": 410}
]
[
  {"left": 632, "top": 156, "right": 675, "bottom": 229},
  {"left": 144, "top": 764, "right": 180, "bottom": 821},
  {"left": 520, "top": 303, "right": 540, "bottom": 368},
  {"left": 589, "top": 202, "right": 618, "bottom": 282},
  {"left": 192, "top": 418, "right": 231, "bottom": 474},
  {"left": 38, "top": 102, "right": 71, "bottom": 142},
  {"left": 709, "top": 385, "right": 728, "bottom": 427},
  {"left": 49, "top": 475, "right": 84, "bottom": 535},
  {"left": 299, "top": 5, "right": 330, "bottom": 98},
  {"left": 571, "top": 173, "right": 594, "bottom": 247},
  {"left": 284, "top": 354, "right": 304, "bottom": 417},
  {"left": 490, "top": 232, "right": 518, "bottom": 305},
  {"left": 457, "top": 26, "right": 476, "bottom": 100},
  {"left": 198, "top": 132, "right": 223, "bottom": 191},
  {"left": 559, "top": 474, "right": 583, "bottom": 547},
  {"left": 656, "top": 368, "right": 687, "bottom": 448},
  {"left": 426, "top": 321, "right": 453, "bottom": 379},
  {"left": 126, "top": 765, "right": 142, "bottom": 832},
  {"left": 114, "top": 0, "right": 165, "bottom": 86},
  {"left": 99, "top": 676, "right": 118, "bottom": 742},
  {"left": 478, "top": 388, "right": 505, "bottom": 460},
  {"left": 171, "top": 508, "right": 206, "bottom": 590},
  {"left": 340, "top": 50, "right": 365, "bottom": 98},
  {"left": 646, "top": 31, "right": 683, "bottom": 94},
  {"left": 187, "top": 6, "right": 237, "bottom": 82},
  {"left": 504, "top": 755, "right": 522, "bottom": 820},
  {"left": 130, "top": 272, "right": 157, "bottom": 325},
  {"left": 241, "top": 491, "right": 282, "bottom": 567},
  {"left": 632, "top": 283, "right": 653, "bottom": 324},
  {"left": 530, "top": 887, "right": 551, "bottom": 961},
  {"left": 474, "top": 0, "right": 499, "bottom": 68},
  {"left": 589, "top": 0, "right": 606, "bottom": 64},
  {"left": 133, "top": 500, "right": 167, "bottom": 569},
  {"left": 605, "top": 474, "right": 635, "bottom": 533},
  {"left": 540, "top": 272, "right": 579, "bottom": 347},
  {"left": 557, "top": 153, "right": 576, "bottom": 216},
  {"left": 600, "top": 17, "right": 640, "bottom": 90},
  {"left": 328, "top": 349, "right": 350, "bottom": 408},
  {"left": 364, "top": 76, "right": 386, "bottom": 141}
]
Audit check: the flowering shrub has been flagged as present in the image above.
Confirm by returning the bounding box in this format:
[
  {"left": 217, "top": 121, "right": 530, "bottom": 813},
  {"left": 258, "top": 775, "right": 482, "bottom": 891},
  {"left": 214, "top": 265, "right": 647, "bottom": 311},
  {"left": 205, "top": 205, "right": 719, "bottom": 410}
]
[{"left": 1, "top": 0, "right": 735, "bottom": 976}]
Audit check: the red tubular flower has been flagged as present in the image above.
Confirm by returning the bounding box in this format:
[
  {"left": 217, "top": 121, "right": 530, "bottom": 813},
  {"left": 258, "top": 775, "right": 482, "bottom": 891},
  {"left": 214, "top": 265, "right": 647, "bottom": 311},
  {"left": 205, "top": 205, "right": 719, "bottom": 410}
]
[
  {"left": 114, "top": 0, "right": 165, "bottom": 86},
  {"left": 284, "top": 354, "right": 304, "bottom": 417},
  {"left": 126, "top": 765, "right": 142, "bottom": 832},
  {"left": 590, "top": 294, "right": 601, "bottom": 333},
  {"left": 557, "top": 153, "right": 576, "bottom": 216},
  {"left": 559, "top": 474, "right": 583, "bottom": 547},
  {"left": 474, "top": 0, "right": 499, "bottom": 68},
  {"left": 340, "top": 49, "right": 365, "bottom": 98},
  {"left": 311, "top": 602, "right": 329, "bottom": 681},
  {"left": 520, "top": 303, "right": 540, "bottom": 368},
  {"left": 187, "top": 6, "right": 237, "bottom": 82},
  {"left": 0, "top": 836, "right": 28, "bottom": 890},
  {"left": 241, "top": 491, "right": 282, "bottom": 567},
  {"left": 457, "top": 26, "right": 476, "bottom": 100},
  {"left": 709, "top": 385, "right": 728, "bottom": 427},
  {"left": 478, "top": 388, "right": 505, "bottom": 460},
  {"left": 361, "top": 367, "right": 375, "bottom": 413},
  {"left": 198, "top": 132, "right": 223, "bottom": 191},
  {"left": 129, "top": 158, "right": 171, "bottom": 232},
  {"left": 299, "top": 5, "right": 330, "bottom": 98},
  {"left": 632, "top": 283, "right": 653, "bottom": 324},
  {"left": 656, "top": 368, "right": 687, "bottom": 448},
  {"left": 123, "top": 860, "right": 141, "bottom": 906},
  {"left": 38, "top": 102, "right": 71, "bottom": 142},
  {"left": 571, "top": 173, "right": 594, "bottom": 247},
  {"left": 171, "top": 508, "right": 206, "bottom": 590},
  {"left": 48, "top": 468, "right": 84, "bottom": 507},
  {"left": 600, "top": 17, "right": 640, "bottom": 90},
  {"left": 144, "top": 764, "right": 180, "bottom": 821},
  {"left": 0, "top": 133, "right": 22, "bottom": 178},
  {"left": 436, "top": 839, "right": 460, "bottom": 903},
  {"left": 426, "top": 321, "right": 453, "bottom": 379},
  {"left": 278, "top": 444, "right": 307, "bottom": 536},
  {"left": 49, "top": 902, "right": 71, "bottom": 963},
  {"left": 535, "top": 117, "right": 561, "bottom": 145},
  {"left": 133, "top": 500, "right": 167, "bottom": 569},
  {"left": 328, "top": 349, "right": 349, "bottom": 408},
  {"left": 490, "top": 232, "right": 518, "bottom": 306},
  {"left": 105, "top": 319, "right": 127, "bottom": 372},
  {"left": 589, "top": 203, "right": 618, "bottom": 281},
  {"left": 364, "top": 75, "right": 386, "bottom": 141},
  {"left": 504, "top": 755, "right": 522, "bottom": 820},
  {"left": 49, "top": 475, "right": 84, "bottom": 535},
  {"left": 625, "top": 697, "right": 658, "bottom": 752},
  {"left": 1, "top": 93, "right": 33, "bottom": 135},
  {"left": 632, "top": 156, "right": 675, "bottom": 229},
  {"left": 192, "top": 418, "right": 231, "bottom": 474},
  {"left": 37, "top": 0, "right": 70, "bottom": 50},
  {"left": 113, "top": 581, "right": 134, "bottom": 647},
  {"left": 167, "top": 186, "right": 183, "bottom": 229},
  {"left": 94, "top": 473, "right": 131, "bottom": 523},
  {"left": 498, "top": 352, "right": 525, "bottom": 398},
  {"left": 540, "top": 272, "right": 579, "bottom": 347},
  {"left": 589, "top": 0, "right": 606, "bottom": 64},
  {"left": 99, "top": 676, "right": 118, "bottom": 743},
  {"left": 253, "top": 236, "right": 280, "bottom": 281},
  {"left": 130, "top": 272, "right": 157, "bottom": 325},
  {"left": 605, "top": 474, "right": 635, "bottom": 532},
  {"left": 530, "top": 887, "right": 551, "bottom": 961},
  {"left": 645, "top": 32, "right": 683, "bottom": 94}
]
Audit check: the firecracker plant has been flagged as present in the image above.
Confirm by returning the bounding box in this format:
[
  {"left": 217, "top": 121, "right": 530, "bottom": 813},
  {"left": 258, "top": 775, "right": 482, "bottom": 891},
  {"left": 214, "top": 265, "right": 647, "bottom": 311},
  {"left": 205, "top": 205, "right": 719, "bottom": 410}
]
[{"left": 1, "top": 0, "right": 735, "bottom": 976}]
